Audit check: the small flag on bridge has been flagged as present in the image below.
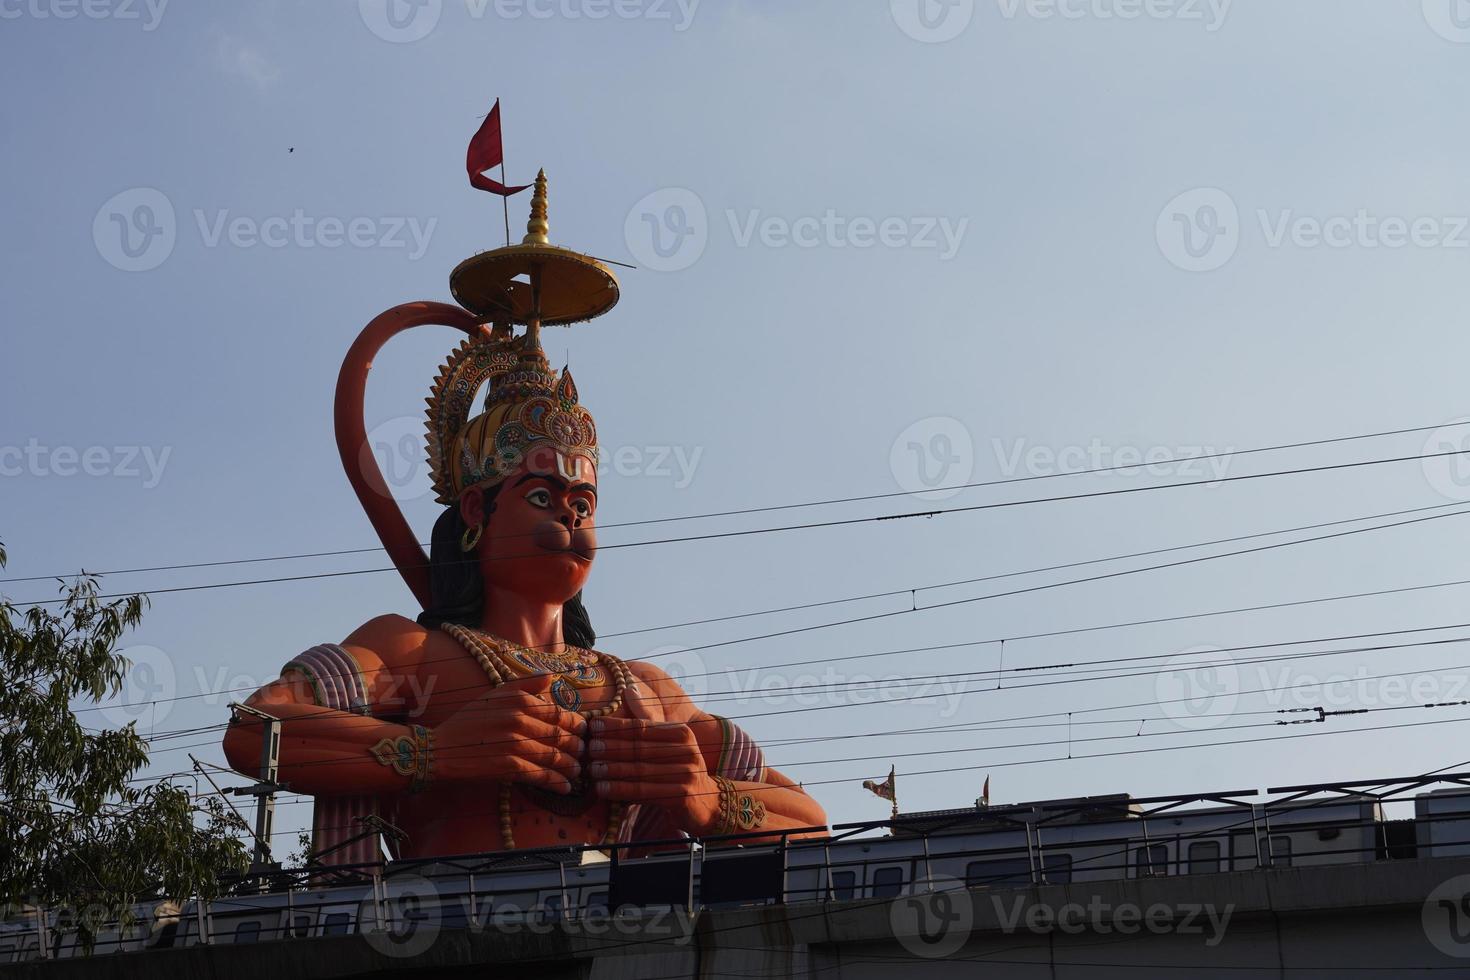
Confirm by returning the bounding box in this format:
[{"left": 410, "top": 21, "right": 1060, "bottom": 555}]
[{"left": 863, "top": 766, "right": 897, "bottom": 803}]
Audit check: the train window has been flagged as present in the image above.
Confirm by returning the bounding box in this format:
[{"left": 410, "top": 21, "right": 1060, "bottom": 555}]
[
  {"left": 148, "top": 920, "right": 180, "bottom": 950},
  {"left": 830, "top": 871, "right": 856, "bottom": 902},
  {"left": 1269, "top": 836, "right": 1293, "bottom": 867},
  {"left": 321, "top": 912, "right": 353, "bottom": 935},
  {"left": 1230, "top": 830, "right": 1258, "bottom": 871},
  {"left": 533, "top": 895, "right": 563, "bottom": 925},
  {"left": 233, "top": 921, "right": 261, "bottom": 943},
  {"left": 966, "top": 858, "right": 1031, "bottom": 888},
  {"left": 872, "top": 867, "right": 905, "bottom": 899},
  {"left": 1134, "top": 844, "right": 1168, "bottom": 877},
  {"left": 440, "top": 902, "right": 470, "bottom": 930},
  {"left": 289, "top": 915, "right": 312, "bottom": 939},
  {"left": 1042, "top": 854, "right": 1073, "bottom": 884},
  {"left": 1188, "top": 841, "right": 1222, "bottom": 875},
  {"left": 585, "top": 891, "right": 608, "bottom": 913}
]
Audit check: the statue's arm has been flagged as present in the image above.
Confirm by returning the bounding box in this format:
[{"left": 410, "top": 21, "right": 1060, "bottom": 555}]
[
  {"left": 588, "top": 661, "right": 828, "bottom": 841},
  {"left": 222, "top": 615, "right": 583, "bottom": 797},
  {"left": 221, "top": 616, "right": 439, "bottom": 796}
]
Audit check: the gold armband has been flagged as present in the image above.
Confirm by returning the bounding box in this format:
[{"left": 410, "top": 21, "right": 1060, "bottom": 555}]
[
  {"left": 370, "top": 725, "right": 433, "bottom": 792},
  {"left": 713, "top": 775, "right": 767, "bottom": 836}
]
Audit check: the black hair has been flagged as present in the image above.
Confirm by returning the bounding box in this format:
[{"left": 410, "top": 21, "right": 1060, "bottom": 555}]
[{"left": 415, "top": 484, "right": 596, "bottom": 648}]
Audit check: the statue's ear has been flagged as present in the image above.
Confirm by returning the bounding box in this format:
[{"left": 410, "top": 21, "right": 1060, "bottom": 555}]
[{"left": 459, "top": 485, "right": 486, "bottom": 530}]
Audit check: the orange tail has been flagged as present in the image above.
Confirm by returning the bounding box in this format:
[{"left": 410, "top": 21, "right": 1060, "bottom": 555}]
[{"left": 334, "top": 301, "right": 483, "bottom": 609}]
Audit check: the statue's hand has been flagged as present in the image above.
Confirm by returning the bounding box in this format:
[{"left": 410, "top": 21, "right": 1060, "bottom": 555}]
[
  {"left": 432, "top": 687, "right": 586, "bottom": 793},
  {"left": 586, "top": 715, "right": 718, "bottom": 830}
]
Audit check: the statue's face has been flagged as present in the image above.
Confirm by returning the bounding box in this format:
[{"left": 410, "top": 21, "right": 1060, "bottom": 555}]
[{"left": 462, "top": 447, "right": 597, "bottom": 606}]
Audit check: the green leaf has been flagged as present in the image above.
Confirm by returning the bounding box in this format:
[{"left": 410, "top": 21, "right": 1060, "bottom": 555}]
[{"left": 0, "top": 541, "right": 249, "bottom": 954}]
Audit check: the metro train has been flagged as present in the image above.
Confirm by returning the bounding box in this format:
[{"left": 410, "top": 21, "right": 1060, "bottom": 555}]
[{"left": 5, "top": 774, "right": 1469, "bottom": 963}]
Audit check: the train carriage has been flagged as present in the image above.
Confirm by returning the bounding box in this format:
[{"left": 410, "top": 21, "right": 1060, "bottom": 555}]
[{"left": 9, "top": 773, "right": 1468, "bottom": 964}]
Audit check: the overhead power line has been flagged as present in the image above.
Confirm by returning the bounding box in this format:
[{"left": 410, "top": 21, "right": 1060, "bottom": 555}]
[
  {"left": 4, "top": 417, "right": 1462, "bottom": 587},
  {"left": 64, "top": 499, "right": 1470, "bottom": 719}
]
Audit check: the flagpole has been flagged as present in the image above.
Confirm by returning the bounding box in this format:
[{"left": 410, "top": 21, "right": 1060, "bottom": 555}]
[
  {"left": 500, "top": 160, "right": 511, "bottom": 247},
  {"left": 499, "top": 100, "right": 511, "bottom": 246}
]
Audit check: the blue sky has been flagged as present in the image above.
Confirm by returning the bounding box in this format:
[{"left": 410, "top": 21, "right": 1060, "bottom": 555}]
[{"left": 6, "top": 0, "right": 1470, "bottom": 847}]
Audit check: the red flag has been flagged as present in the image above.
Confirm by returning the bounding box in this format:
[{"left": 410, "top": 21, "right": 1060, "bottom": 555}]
[
  {"left": 862, "top": 766, "right": 896, "bottom": 803},
  {"left": 467, "top": 99, "right": 531, "bottom": 197}
]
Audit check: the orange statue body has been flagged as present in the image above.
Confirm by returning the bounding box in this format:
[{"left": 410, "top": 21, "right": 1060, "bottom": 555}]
[{"left": 223, "top": 172, "right": 827, "bottom": 864}]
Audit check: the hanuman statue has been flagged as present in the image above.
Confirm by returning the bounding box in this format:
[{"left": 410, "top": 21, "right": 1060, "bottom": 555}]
[{"left": 223, "top": 172, "right": 827, "bottom": 864}]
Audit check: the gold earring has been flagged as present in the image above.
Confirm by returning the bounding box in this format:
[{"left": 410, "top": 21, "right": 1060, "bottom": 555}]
[{"left": 460, "top": 522, "right": 483, "bottom": 553}]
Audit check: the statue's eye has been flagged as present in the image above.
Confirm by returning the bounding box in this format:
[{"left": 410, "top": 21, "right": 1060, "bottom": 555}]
[
  {"left": 571, "top": 498, "right": 593, "bottom": 519},
  {"left": 524, "top": 488, "right": 551, "bottom": 509}
]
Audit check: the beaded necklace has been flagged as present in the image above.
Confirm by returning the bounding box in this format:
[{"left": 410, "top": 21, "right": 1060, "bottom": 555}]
[{"left": 441, "top": 623, "right": 628, "bottom": 849}]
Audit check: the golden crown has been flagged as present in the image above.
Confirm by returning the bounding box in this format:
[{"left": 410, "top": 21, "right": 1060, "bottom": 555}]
[
  {"left": 425, "top": 330, "right": 597, "bottom": 503},
  {"left": 425, "top": 171, "right": 617, "bottom": 504}
]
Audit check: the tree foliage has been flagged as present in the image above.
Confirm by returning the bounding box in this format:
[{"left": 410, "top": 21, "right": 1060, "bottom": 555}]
[{"left": 0, "top": 540, "right": 249, "bottom": 951}]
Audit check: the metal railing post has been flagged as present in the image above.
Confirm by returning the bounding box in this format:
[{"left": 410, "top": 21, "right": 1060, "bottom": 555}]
[
  {"left": 1260, "top": 804, "right": 1275, "bottom": 868},
  {"left": 34, "top": 907, "right": 48, "bottom": 960},
  {"left": 1248, "top": 805, "right": 1265, "bottom": 870},
  {"left": 1035, "top": 825, "right": 1047, "bottom": 883},
  {"left": 1026, "top": 823, "right": 1039, "bottom": 884},
  {"left": 372, "top": 872, "right": 385, "bottom": 931}
]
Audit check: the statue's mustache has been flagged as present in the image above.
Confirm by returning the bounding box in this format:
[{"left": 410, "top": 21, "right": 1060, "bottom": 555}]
[{"left": 531, "top": 521, "right": 596, "bottom": 561}]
